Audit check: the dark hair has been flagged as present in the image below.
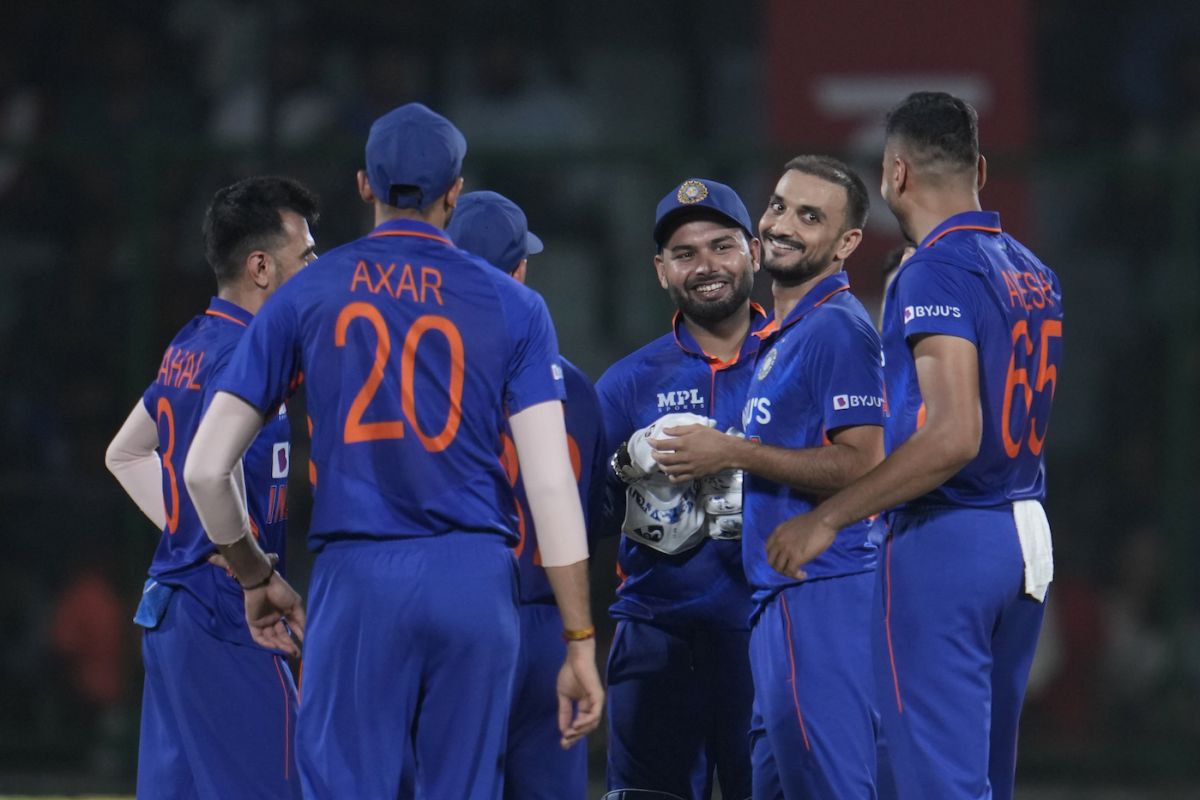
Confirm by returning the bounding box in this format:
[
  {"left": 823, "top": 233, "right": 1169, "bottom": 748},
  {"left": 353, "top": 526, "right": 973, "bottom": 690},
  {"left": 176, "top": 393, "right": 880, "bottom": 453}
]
[
  {"left": 884, "top": 92, "right": 979, "bottom": 172},
  {"left": 203, "top": 176, "right": 320, "bottom": 286},
  {"left": 782, "top": 154, "right": 869, "bottom": 231}
]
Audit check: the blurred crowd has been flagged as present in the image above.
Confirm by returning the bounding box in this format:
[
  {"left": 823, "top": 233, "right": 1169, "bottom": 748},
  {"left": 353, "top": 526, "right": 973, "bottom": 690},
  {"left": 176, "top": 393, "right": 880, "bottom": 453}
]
[{"left": 0, "top": 0, "right": 1197, "bottom": 789}]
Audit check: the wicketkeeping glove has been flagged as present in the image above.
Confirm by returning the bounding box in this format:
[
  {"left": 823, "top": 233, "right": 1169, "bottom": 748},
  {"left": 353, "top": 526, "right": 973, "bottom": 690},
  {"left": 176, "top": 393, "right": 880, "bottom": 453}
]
[
  {"left": 621, "top": 472, "right": 707, "bottom": 555},
  {"left": 699, "top": 468, "right": 743, "bottom": 540},
  {"left": 610, "top": 412, "right": 716, "bottom": 484}
]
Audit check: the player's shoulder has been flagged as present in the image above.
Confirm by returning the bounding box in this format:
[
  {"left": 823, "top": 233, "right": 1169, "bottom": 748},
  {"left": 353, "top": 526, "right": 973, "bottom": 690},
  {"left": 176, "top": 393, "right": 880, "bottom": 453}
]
[
  {"left": 1000, "top": 233, "right": 1061, "bottom": 284},
  {"left": 893, "top": 247, "right": 983, "bottom": 296},
  {"left": 809, "top": 290, "right": 878, "bottom": 337},
  {"left": 596, "top": 331, "right": 679, "bottom": 389}
]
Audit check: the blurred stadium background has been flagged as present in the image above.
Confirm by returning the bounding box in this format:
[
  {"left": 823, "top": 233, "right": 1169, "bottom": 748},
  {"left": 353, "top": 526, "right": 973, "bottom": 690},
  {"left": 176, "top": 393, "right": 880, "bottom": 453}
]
[{"left": 1, "top": 0, "right": 1198, "bottom": 797}]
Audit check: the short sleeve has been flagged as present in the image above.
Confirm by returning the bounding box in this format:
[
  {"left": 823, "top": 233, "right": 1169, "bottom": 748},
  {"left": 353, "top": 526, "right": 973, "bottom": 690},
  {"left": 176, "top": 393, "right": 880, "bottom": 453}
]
[
  {"left": 503, "top": 291, "right": 566, "bottom": 415},
  {"left": 807, "top": 312, "right": 886, "bottom": 432},
  {"left": 212, "top": 293, "right": 302, "bottom": 414},
  {"left": 894, "top": 256, "right": 978, "bottom": 344}
]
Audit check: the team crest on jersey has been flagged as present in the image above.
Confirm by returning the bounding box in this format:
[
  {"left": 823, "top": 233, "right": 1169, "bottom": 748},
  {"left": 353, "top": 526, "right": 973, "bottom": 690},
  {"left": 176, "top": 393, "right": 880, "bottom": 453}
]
[
  {"left": 551, "top": 362, "right": 564, "bottom": 381},
  {"left": 677, "top": 180, "right": 708, "bottom": 204},
  {"left": 272, "top": 443, "right": 290, "bottom": 479},
  {"left": 757, "top": 346, "right": 778, "bottom": 380}
]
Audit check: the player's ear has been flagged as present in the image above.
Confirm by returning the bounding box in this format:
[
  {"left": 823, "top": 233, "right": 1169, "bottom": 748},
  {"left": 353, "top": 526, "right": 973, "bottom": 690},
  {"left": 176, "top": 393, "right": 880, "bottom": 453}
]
[
  {"left": 444, "top": 176, "right": 464, "bottom": 210},
  {"left": 511, "top": 259, "right": 528, "bottom": 285},
  {"left": 653, "top": 253, "right": 669, "bottom": 290},
  {"left": 891, "top": 155, "right": 908, "bottom": 196},
  {"left": 835, "top": 227, "right": 863, "bottom": 263},
  {"left": 246, "top": 250, "right": 271, "bottom": 290},
  {"left": 976, "top": 154, "right": 987, "bottom": 193},
  {"left": 356, "top": 170, "right": 376, "bottom": 204},
  {"left": 748, "top": 236, "right": 761, "bottom": 272}
]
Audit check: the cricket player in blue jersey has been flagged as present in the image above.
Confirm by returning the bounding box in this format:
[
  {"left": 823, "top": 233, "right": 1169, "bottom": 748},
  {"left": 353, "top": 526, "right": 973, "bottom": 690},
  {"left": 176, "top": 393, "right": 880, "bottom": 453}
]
[
  {"left": 656, "top": 157, "right": 886, "bottom": 798},
  {"left": 596, "top": 178, "right": 764, "bottom": 800},
  {"left": 771, "top": 92, "right": 1064, "bottom": 800},
  {"left": 182, "top": 103, "right": 603, "bottom": 800},
  {"left": 105, "top": 176, "right": 319, "bottom": 799},
  {"left": 448, "top": 189, "right": 607, "bottom": 800}
]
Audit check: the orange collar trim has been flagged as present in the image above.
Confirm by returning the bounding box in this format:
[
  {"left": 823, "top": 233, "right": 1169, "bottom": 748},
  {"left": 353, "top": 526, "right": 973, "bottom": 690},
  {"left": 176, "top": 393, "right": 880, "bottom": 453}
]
[
  {"left": 924, "top": 224, "right": 1002, "bottom": 248},
  {"left": 368, "top": 229, "right": 452, "bottom": 245},
  {"left": 205, "top": 309, "right": 248, "bottom": 327}
]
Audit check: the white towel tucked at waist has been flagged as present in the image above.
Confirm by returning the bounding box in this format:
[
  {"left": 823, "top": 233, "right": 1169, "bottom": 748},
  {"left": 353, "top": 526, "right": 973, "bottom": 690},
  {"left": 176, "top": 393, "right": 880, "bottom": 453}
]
[{"left": 1013, "top": 499, "right": 1054, "bottom": 602}]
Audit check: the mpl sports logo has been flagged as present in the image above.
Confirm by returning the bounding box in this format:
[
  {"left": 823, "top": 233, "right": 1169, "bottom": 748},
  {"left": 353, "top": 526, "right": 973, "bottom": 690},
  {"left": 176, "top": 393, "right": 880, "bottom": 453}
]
[
  {"left": 656, "top": 388, "right": 705, "bottom": 411},
  {"left": 903, "top": 304, "right": 962, "bottom": 324},
  {"left": 832, "top": 393, "right": 884, "bottom": 410}
]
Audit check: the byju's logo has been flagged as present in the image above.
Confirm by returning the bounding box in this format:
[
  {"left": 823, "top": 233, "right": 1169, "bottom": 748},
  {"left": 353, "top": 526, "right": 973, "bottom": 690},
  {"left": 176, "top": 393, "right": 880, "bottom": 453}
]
[
  {"left": 832, "top": 394, "right": 883, "bottom": 410},
  {"left": 904, "top": 304, "right": 961, "bottom": 323}
]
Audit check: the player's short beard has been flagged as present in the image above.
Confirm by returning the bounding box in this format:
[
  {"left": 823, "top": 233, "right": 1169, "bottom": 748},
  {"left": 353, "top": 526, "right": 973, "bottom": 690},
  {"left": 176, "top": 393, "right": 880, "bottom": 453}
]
[
  {"left": 668, "top": 265, "right": 755, "bottom": 325},
  {"left": 761, "top": 246, "right": 834, "bottom": 287}
]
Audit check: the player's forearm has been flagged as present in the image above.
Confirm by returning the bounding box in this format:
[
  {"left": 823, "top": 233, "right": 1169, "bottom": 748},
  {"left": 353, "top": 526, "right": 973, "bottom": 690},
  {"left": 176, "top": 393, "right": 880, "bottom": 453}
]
[
  {"left": 510, "top": 400, "right": 591, "bottom": 564},
  {"left": 183, "top": 392, "right": 263, "bottom": 546},
  {"left": 544, "top": 560, "right": 595, "bottom": 633},
  {"left": 815, "top": 424, "right": 976, "bottom": 531},
  {"left": 105, "top": 402, "right": 167, "bottom": 529},
  {"left": 735, "top": 437, "right": 880, "bottom": 496}
]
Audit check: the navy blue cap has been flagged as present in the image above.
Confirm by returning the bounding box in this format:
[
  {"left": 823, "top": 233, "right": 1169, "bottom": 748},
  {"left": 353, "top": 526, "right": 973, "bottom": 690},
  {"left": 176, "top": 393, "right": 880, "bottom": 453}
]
[
  {"left": 446, "top": 191, "right": 544, "bottom": 273},
  {"left": 365, "top": 103, "right": 467, "bottom": 210},
  {"left": 653, "top": 178, "right": 754, "bottom": 247}
]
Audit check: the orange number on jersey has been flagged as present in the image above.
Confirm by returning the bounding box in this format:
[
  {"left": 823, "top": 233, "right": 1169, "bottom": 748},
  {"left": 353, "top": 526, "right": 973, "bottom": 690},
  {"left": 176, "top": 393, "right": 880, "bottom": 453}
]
[
  {"left": 156, "top": 397, "right": 180, "bottom": 534},
  {"left": 335, "top": 303, "right": 466, "bottom": 452},
  {"left": 1001, "top": 318, "right": 1062, "bottom": 458},
  {"left": 400, "top": 315, "right": 465, "bottom": 453},
  {"left": 336, "top": 303, "right": 406, "bottom": 443}
]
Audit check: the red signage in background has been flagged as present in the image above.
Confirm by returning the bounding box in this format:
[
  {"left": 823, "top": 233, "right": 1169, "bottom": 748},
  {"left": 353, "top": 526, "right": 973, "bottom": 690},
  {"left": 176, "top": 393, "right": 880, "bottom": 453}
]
[{"left": 763, "top": 0, "right": 1033, "bottom": 308}]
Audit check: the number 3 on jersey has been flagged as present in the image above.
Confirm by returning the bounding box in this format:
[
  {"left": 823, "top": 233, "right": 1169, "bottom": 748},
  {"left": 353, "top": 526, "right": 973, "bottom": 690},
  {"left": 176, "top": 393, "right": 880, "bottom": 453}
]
[
  {"left": 335, "top": 302, "right": 465, "bottom": 452},
  {"left": 156, "top": 397, "right": 180, "bottom": 534},
  {"left": 1001, "top": 318, "right": 1062, "bottom": 458}
]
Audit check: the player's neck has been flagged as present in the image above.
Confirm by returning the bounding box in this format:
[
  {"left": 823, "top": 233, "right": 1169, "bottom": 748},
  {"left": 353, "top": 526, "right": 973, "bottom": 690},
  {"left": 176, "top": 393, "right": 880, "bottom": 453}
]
[
  {"left": 771, "top": 262, "right": 841, "bottom": 322},
  {"left": 375, "top": 204, "right": 448, "bottom": 230},
  {"left": 905, "top": 193, "right": 982, "bottom": 245},
  {"left": 216, "top": 285, "right": 263, "bottom": 315},
  {"left": 682, "top": 305, "right": 751, "bottom": 363}
]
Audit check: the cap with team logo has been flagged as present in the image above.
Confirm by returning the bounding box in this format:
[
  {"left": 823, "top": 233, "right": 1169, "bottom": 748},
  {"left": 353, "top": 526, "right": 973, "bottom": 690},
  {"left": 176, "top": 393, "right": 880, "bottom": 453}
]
[
  {"left": 653, "top": 178, "right": 754, "bottom": 247},
  {"left": 365, "top": 103, "right": 467, "bottom": 210},
  {"left": 446, "top": 191, "right": 544, "bottom": 273}
]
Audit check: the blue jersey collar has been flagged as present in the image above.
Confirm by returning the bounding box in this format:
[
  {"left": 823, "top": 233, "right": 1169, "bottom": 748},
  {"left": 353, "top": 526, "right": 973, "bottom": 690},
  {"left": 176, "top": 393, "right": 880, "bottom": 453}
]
[
  {"left": 769, "top": 271, "right": 851, "bottom": 335},
  {"left": 672, "top": 303, "right": 770, "bottom": 368},
  {"left": 205, "top": 296, "right": 254, "bottom": 327},
  {"left": 368, "top": 217, "right": 454, "bottom": 245},
  {"left": 919, "top": 210, "right": 1002, "bottom": 250}
]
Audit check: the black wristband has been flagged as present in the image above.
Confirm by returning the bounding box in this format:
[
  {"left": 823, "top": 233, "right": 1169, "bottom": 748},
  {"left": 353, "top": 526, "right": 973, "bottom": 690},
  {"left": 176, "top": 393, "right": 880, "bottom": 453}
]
[{"left": 239, "top": 568, "right": 274, "bottom": 591}]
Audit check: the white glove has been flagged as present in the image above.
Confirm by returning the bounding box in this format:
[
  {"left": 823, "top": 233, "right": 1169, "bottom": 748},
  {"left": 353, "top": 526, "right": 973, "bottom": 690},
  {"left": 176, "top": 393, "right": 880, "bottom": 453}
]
[
  {"left": 621, "top": 472, "right": 707, "bottom": 555},
  {"left": 698, "top": 427, "right": 745, "bottom": 540},
  {"left": 699, "top": 469, "right": 743, "bottom": 540},
  {"left": 611, "top": 412, "right": 715, "bottom": 484}
]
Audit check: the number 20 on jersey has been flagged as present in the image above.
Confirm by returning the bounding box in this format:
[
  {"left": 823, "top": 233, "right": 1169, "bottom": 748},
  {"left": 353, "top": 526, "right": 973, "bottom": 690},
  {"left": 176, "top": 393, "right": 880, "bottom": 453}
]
[{"left": 335, "top": 302, "right": 465, "bottom": 452}]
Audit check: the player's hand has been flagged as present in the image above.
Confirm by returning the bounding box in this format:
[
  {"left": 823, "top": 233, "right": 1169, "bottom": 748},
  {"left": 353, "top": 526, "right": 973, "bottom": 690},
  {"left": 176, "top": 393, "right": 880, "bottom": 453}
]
[
  {"left": 243, "top": 572, "right": 306, "bottom": 658},
  {"left": 766, "top": 511, "right": 838, "bottom": 580},
  {"left": 556, "top": 639, "right": 604, "bottom": 749},
  {"left": 652, "top": 424, "right": 739, "bottom": 482}
]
